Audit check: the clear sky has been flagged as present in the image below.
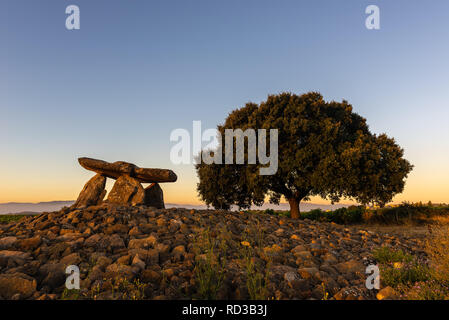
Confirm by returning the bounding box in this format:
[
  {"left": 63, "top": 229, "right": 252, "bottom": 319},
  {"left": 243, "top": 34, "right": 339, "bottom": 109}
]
[{"left": 1, "top": 0, "right": 448, "bottom": 205}]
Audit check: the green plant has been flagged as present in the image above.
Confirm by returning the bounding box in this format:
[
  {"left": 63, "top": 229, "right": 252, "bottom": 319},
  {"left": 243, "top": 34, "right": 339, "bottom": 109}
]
[
  {"left": 379, "top": 263, "right": 431, "bottom": 287},
  {"left": 239, "top": 221, "right": 270, "bottom": 300},
  {"left": 373, "top": 247, "right": 413, "bottom": 264},
  {"left": 61, "top": 288, "right": 80, "bottom": 300},
  {"left": 0, "top": 215, "right": 28, "bottom": 224},
  {"left": 193, "top": 229, "right": 227, "bottom": 299},
  {"left": 244, "top": 251, "right": 270, "bottom": 300}
]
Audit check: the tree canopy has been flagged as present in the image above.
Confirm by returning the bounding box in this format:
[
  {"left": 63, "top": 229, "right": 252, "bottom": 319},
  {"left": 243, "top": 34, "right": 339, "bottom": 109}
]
[{"left": 196, "top": 92, "right": 413, "bottom": 218}]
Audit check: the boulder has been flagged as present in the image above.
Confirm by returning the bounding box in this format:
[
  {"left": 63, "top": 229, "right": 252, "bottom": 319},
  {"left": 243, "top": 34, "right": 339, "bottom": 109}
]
[
  {"left": 376, "top": 286, "right": 398, "bottom": 300},
  {"left": 73, "top": 174, "right": 106, "bottom": 208},
  {"left": 107, "top": 175, "right": 145, "bottom": 205},
  {"left": 144, "top": 183, "right": 165, "bottom": 209},
  {"left": 0, "top": 273, "right": 37, "bottom": 299},
  {"left": 0, "top": 237, "right": 17, "bottom": 250},
  {"left": 78, "top": 157, "right": 177, "bottom": 183}
]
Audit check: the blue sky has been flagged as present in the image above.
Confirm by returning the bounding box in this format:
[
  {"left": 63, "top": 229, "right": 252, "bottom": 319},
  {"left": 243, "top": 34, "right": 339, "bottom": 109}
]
[{"left": 1, "top": 0, "right": 448, "bottom": 204}]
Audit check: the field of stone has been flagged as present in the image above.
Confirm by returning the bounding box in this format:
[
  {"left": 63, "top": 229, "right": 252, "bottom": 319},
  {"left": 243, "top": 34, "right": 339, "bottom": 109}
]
[{"left": 0, "top": 203, "right": 431, "bottom": 300}]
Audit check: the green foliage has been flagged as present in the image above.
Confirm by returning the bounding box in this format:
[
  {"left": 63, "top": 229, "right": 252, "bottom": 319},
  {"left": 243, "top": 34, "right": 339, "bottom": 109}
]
[
  {"left": 0, "top": 215, "right": 27, "bottom": 224},
  {"left": 297, "top": 206, "right": 364, "bottom": 224},
  {"left": 380, "top": 263, "right": 431, "bottom": 287},
  {"left": 373, "top": 247, "right": 413, "bottom": 264},
  {"left": 196, "top": 92, "right": 413, "bottom": 217},
  {"left": 248, "top": 203, "right": 449, "bottom": 225},
  {"left": 61, "top": 288, "right": 80, "bottom": 300}
]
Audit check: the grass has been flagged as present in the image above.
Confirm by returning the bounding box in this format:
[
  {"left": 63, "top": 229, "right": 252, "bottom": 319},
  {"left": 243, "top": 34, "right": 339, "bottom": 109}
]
[
  {"left": 373, "top": 247, "right": 413, "bottom": 264},
  {"left": 192, "top": 222, "right": 272, "bottom": 300},
  {"left": 0, "top": 214, "right": 28, "bottom": 224},
  {"left": 192, "top": 228, "right": 227, "bottom": 300},
  {"left": 373, "top": 242, "right": 449, "bottom": 300},
  {"left": 240, "top": 221, "right": 270, "bottom": 300},
  {"left": 425, "top": 224, "right": 449, "bottom": 283},
  {"left": 379, "top": 263, "right": 431, "bottom": 287}
]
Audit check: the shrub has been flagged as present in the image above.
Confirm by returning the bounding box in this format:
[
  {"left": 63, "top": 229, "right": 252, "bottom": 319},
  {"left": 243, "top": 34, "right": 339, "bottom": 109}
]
[
  {"left": 373, "top": 247, "right": 413, "bottom": 264},
  {"left": 379, "top": 263, "right": 431, "bottom": 287}
]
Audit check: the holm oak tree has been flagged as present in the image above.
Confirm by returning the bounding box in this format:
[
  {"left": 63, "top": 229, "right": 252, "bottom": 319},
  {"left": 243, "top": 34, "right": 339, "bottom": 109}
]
[{"left": 196, "top": 92, "right": 413, "bottom": 218}]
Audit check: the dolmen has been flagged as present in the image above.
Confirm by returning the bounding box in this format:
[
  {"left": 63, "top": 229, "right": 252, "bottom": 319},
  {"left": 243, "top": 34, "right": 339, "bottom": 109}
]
[{"left": 73, "top": 157, "right": 177, "bottom": 209}]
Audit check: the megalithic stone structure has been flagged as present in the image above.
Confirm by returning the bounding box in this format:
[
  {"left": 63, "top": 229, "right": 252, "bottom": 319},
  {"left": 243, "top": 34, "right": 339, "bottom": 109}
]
[{"left": 73, "top": 157, "right": 177, "bottom": 209}]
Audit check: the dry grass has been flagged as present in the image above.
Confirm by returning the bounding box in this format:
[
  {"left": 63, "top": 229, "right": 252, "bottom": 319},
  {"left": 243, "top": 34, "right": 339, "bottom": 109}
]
[{"left": 425, "top": 224, "right": 449, "bottom": 283}]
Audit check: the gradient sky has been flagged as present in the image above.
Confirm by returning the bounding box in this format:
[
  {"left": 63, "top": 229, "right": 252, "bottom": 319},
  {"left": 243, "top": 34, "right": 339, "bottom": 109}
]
[{"left": 1, "top": 0, "right": 448, "bottom": 205}]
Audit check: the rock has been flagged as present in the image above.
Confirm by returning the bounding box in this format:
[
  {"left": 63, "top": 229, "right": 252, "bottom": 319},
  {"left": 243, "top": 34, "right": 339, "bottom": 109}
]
[
  {"left": 172, "top": 245, "right": 185, "bottom": 261},
  {"left": 298, "top": 267, "right": 319, "bottom": 279},
  {"left": 335, "top": 260, "right": 364, "bottom": 275},
  {"left": 128, "top": 236, "right": 157, "bottom": 249},
  {"left": 78, "top": 157, "right": 177, "bottom": 183},
  {"left": 132, "top": 254, "right": 145, "bottom": 270},
  {"left": 294, "top": 250, "right": 313, "bottom": 260},
  {"left": 0, "top": 250, "right": 31, "bottom": 261},
  {"left": 39, "top": 263, "right": 66, "bottom": 289},
  {"left": 107, "top": 175, "right": 145, "bottom": 205},
  {"left": 20, "top": 236, "right": 42, "bottom": 251},
  {"left": 141, "top": 269, "right": 161, "bottom": 283},
  {"left": 146, "top": 249, "right": 160, "bottom": 265},
  {"left": 60, "top": 253, "right": 81, "bottom": 266},
  {"left": 85, "top": 234, "right": 102, "bottom": 247},
  {"left": 0, "top": 237, "right": 17, "bottom": 250},
  {"left": 289, "top": 279, "right": 310, "bottom": 292},
  {"left": 117, "top": 255, "right": 131, "bottom": 265},
  {"left": 376, "top": 286, "right": 397, "bottom": 300},
  {"left": 96, "top": 256, "right": 112, "bottom": 270},
  {"left": 73, "top": 174, "right": 106, "bottom": 208},
  {"left": 284, "top": 271, "right": 300, "bottom": 282},
  {"left": 108, "top": 234, "right": 125, "bottom": 249},
  {"left": 105, "top": 263, "right": 134, "bottom": 281},
  {"left": 144, "top": 183, "right": 165, "bottom": 209},
  {"left": 129, "top": 226, "right": 141, "bottom": 236},
  {"left": 0, "top": 273, "right": 37, "bottom": 299}
]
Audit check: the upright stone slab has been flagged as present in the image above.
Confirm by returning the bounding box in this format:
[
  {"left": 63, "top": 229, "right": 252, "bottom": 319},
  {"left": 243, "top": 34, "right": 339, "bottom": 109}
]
[
  {"left": 73, "top": 174, "right": 107, "bottom": 208},
  {"left": 144, "top": 183, "right": 165, "bottom": 209},
  {"left": 107, "top": 175, "right": 145, "bottom": 206}
]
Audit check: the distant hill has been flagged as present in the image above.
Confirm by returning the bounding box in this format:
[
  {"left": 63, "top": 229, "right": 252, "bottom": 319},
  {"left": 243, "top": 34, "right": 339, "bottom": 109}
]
[
  {"left": 0, "top": 201, "right": 74, "bottom": 215},
  {"left": 0, "top": 201, "right": 350, "bottom": 215}
]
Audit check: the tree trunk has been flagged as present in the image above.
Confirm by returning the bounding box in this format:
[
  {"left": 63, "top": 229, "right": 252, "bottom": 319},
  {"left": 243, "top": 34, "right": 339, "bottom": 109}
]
[{"left": 288, "top": 198, "right": 301, "bottom": 219}]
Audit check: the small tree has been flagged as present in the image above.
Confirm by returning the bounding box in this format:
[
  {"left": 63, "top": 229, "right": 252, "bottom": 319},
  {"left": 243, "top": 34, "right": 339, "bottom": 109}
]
[{"left": 196, "top": 92, "right": 413, "bottom": 218}]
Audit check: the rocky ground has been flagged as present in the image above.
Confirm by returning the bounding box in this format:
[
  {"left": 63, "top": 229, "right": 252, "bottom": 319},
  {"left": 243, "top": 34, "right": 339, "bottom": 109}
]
[{"left": 0, "top": 204, "right": 427, "bottom": 300}]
